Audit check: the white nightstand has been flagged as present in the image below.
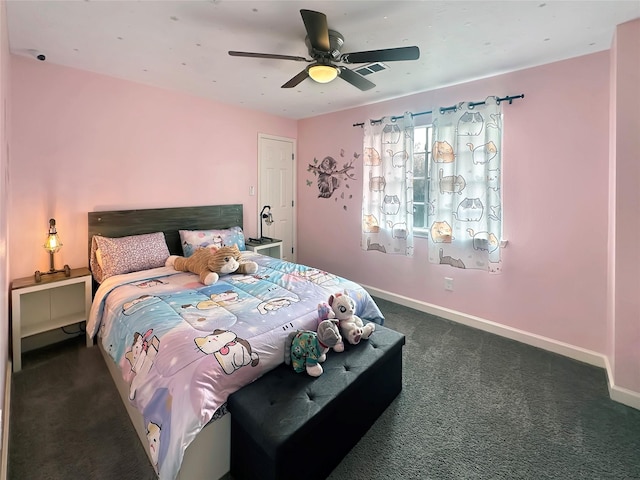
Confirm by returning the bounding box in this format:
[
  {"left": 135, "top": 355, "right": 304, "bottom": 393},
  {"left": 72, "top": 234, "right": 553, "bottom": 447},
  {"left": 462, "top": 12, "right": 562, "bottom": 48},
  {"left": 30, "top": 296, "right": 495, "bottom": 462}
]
[
  {"left": 246, "top": 239, "right": 283, "bottom": 259},
  {"left": 11, "top": 267, "right": 92, "bottom": 372}
]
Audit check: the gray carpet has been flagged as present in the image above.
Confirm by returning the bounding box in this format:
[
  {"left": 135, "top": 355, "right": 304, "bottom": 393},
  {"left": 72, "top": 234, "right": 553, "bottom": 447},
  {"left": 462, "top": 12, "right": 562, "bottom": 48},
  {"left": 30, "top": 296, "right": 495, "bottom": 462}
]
[
  {"left": 10, "top": 337, "right": 155, "bottom": 480},
  {"left": 330, "top": 298, "right": 640, "bottom": 479},
  {"left": 10, "top": 298, "right": 640, "bottom": 479}
]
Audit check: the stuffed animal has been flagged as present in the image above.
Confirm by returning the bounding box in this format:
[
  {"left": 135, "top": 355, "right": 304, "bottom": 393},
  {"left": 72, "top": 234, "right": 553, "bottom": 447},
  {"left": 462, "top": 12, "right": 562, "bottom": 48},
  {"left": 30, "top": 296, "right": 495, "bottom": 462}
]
[
  {"left": 317, "top": 302, "right": 345, "bottom": 352},
  {"left": 328, "top": 291, "right": 375, "bottom": 345},
  {"left": 284, "top": 319, "right": 342, "bottom": 377},
  {"left": 166, "top": 244, "right": 258, "bottom": 285}
]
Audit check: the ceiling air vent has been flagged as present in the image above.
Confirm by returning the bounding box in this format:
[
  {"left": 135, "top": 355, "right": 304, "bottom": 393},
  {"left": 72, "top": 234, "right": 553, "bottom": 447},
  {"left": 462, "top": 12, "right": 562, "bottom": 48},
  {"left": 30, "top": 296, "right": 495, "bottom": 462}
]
[{"left": 353, "top": 62, "right": 388, "bottom": 76}]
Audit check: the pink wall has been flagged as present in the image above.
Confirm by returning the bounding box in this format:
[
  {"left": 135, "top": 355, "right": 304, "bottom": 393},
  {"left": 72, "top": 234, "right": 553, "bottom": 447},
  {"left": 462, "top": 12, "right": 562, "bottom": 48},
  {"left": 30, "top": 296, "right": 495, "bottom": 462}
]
[
  {"left": 0, "top": 0, "right": 11, "bottom": 429},
  {"left": 297, "top": 52, "right": 611, "bottom": 355},
  {"left": 9, "top": 56, "right": 297, "bottom": 280},
  {"left": 611, "top": 19, "right": 640, "bottom": 392}
]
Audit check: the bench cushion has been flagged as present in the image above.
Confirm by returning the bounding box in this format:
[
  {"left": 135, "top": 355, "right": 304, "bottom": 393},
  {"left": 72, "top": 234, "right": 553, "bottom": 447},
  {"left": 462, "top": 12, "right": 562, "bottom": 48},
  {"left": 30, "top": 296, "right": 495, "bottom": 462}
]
[{"left": 228, "top": 322, "right": 405, "bottom": 480}]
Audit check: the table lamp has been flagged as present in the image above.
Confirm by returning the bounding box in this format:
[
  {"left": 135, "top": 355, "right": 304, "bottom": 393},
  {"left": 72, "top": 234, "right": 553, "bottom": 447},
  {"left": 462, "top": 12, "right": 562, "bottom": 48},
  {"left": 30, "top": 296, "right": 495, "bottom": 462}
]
[
  {"left": 35, "top": 218, "right": 71, "bottom": 282},
  {"left": 249, "top": 206, "right": 274, "bottom": 244}
]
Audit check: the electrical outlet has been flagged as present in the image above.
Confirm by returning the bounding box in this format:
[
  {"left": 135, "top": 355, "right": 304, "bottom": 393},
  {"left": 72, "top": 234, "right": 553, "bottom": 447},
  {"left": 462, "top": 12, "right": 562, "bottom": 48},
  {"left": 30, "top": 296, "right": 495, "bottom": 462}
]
[{"left": 444, "top": 277, "right": 454, "bottom": 291}]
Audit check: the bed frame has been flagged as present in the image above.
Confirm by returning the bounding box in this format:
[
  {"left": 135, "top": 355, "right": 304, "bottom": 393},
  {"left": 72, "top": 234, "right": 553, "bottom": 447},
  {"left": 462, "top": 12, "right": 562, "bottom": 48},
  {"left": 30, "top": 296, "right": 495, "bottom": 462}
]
[
  {"left": 87, "top": 204, "right": 244, "bottom": 480},
  {"left": 87, "top": 204, "right": 243, "bottom": 259}
]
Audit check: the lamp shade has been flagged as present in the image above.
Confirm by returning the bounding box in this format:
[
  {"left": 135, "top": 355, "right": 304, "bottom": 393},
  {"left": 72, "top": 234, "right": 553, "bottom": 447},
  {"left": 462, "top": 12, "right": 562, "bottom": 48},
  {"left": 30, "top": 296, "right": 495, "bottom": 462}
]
[
  {"left": 43, "top": 218, "right": 62, "bottom": 253},
  {"left": 308, "top": 64, "right": 338, "bottom": 84}
]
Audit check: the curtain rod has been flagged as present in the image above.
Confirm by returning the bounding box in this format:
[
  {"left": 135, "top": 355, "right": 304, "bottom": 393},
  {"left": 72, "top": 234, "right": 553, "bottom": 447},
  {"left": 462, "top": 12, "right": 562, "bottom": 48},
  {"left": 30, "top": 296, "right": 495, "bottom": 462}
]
[{"left": 352, "top": 93, "right": 525, "bottom": 127}]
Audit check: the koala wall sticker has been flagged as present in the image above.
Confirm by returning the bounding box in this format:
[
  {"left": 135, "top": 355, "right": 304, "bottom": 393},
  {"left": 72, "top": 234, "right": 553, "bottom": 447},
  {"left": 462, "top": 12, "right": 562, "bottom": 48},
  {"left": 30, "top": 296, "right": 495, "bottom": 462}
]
[{"left": 306, "top": 149, "right": 359, "bottom": 210}]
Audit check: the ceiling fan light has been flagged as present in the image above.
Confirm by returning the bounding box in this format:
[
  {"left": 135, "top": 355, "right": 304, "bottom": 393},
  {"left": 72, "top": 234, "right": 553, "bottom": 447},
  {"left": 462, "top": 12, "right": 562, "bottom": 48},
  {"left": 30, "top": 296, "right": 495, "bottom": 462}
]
[{"left": 308, "top": 64, "right": 338, "bottom": 83}]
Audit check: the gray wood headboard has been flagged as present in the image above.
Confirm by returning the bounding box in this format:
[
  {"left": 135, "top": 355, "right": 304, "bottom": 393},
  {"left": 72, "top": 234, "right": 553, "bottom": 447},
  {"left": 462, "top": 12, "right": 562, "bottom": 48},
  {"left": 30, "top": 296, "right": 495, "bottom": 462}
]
[{"left": 87, "top": 204, "right": 243, "bottom": 261}]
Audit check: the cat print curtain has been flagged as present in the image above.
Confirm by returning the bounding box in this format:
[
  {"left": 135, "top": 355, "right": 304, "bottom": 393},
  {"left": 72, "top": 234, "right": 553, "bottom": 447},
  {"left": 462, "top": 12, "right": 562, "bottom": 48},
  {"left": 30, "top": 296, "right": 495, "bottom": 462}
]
[
  {"left": 427, "top": 97, "right": 503, "bottom": 272},
  {"left": 362, "top": 113, "right": 414, "bottom": 256}
]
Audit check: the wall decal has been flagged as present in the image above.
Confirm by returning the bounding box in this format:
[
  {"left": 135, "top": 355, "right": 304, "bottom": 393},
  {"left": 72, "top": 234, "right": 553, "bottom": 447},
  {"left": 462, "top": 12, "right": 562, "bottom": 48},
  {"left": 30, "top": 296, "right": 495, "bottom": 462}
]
[{"left": 307, "top": 149, "right": 358, "bottom": 210}]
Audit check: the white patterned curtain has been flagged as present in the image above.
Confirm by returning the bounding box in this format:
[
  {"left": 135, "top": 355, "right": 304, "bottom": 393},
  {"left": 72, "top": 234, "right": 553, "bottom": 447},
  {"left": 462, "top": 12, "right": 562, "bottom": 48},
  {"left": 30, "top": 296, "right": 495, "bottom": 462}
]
[
  {"left": 427, "top": 97, "right": 503, "bottom": 272},
  {"left": 362, "top": 113, "right": 414, "bottom": 256}
]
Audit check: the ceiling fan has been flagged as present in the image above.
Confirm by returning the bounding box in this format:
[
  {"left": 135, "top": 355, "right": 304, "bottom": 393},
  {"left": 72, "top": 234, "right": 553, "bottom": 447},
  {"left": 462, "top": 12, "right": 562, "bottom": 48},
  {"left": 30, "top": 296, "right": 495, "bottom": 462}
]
[{"left": 228, "top": 9, "right": 420, "bottom": 91}]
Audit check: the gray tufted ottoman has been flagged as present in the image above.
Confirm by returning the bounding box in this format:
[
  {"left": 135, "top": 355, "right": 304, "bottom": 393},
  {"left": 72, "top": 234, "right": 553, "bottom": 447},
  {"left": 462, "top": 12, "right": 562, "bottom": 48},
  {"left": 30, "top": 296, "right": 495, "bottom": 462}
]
[{"left": 227, "top": 322, "right": 405, "bottom": 480}]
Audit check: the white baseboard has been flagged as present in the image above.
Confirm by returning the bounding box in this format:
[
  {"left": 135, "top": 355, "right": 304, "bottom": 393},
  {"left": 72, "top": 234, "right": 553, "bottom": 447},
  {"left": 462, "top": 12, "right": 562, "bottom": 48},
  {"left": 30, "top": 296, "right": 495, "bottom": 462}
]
[
  {"left": 1, "top": 360, "right": 10, "bottom": 480},
  {"left": 603, "top": 356, "right": 640, "bottom": 410},
  {"left": 364, "top": 285, "right": 640, "bottom": 411}
]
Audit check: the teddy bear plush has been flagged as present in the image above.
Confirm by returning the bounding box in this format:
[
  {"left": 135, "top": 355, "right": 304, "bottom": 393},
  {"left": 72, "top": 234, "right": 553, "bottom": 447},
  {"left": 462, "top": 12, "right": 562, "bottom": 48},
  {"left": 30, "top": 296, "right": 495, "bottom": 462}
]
[
  {"left": 284, "top": 319, "right": 342, "bottom": 377},
  {"left": 327, "top": 291, "right": 375, "bottom": 345},
  {"left": 166, "top": 244, "right": 258, "bottom": 285}
]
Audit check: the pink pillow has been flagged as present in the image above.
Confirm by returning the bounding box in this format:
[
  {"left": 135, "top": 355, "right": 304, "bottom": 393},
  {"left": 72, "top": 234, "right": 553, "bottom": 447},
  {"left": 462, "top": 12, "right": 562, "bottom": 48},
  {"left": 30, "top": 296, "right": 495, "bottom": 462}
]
[{"left": 90, "top": 232, "right": 169, "bottom": 283}]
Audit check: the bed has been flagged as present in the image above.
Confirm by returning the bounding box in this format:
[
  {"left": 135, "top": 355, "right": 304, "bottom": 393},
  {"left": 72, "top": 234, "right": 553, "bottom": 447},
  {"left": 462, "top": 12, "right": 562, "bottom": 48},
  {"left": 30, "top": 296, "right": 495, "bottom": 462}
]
[{"left": 85, "top": 204, "right": 384, "bottom": 480}]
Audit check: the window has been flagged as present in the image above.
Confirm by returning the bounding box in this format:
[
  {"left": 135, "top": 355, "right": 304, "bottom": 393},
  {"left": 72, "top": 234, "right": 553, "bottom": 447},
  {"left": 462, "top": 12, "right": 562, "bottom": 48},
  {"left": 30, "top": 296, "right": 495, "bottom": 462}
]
[
  {"left": 426, "top": 100, "right": 504, "bottom": 271},
  {"left": 412, "top": 124, "right": 432, "bottom": 236}
]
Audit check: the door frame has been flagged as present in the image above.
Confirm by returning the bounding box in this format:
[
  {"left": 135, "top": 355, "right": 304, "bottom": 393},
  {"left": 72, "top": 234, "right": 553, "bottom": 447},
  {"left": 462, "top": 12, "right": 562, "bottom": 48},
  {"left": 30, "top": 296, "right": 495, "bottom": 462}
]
[{"left": 257, "top": 133, "right": 297, "bottom": 262}]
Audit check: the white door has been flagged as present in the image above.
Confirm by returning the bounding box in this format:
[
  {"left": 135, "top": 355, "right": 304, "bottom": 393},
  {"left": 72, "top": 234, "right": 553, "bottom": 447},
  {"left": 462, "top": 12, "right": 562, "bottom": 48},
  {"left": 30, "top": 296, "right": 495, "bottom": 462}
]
[{"left": 258, "top": 134, "right": 296, "bottom": 262}]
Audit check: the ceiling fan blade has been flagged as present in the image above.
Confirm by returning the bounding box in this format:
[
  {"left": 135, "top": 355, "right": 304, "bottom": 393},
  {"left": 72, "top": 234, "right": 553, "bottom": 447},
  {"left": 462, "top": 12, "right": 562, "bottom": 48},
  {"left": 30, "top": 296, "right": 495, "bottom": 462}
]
[
  {"left": 229, "top": 51, "right": 309, "bottom": 62},
  {"left": 282, "top": 69, "right": 309, "bottom": 88},
  {"left": 300, "top": 9, "right": 330, "bottom": 52},
  {"left": 338, "top": 67, "right": 376, "bottom": 91},
  {"left": 341, "top": 46, "right": 420, "bottom": 64}
]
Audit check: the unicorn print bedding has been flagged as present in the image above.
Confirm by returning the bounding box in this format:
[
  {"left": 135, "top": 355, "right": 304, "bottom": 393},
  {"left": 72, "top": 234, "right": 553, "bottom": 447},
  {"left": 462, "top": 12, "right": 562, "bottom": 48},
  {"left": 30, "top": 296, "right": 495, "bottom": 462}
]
[{"left": 86, "top": 251, "right": 384, "bottom": 480}]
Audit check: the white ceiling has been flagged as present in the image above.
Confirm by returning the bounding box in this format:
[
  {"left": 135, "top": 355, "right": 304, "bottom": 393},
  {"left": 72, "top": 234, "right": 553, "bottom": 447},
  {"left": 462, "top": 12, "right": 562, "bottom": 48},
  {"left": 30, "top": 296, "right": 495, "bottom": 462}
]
[{"left": 6, "top": 1, "right": 640, "bottom": 120}]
